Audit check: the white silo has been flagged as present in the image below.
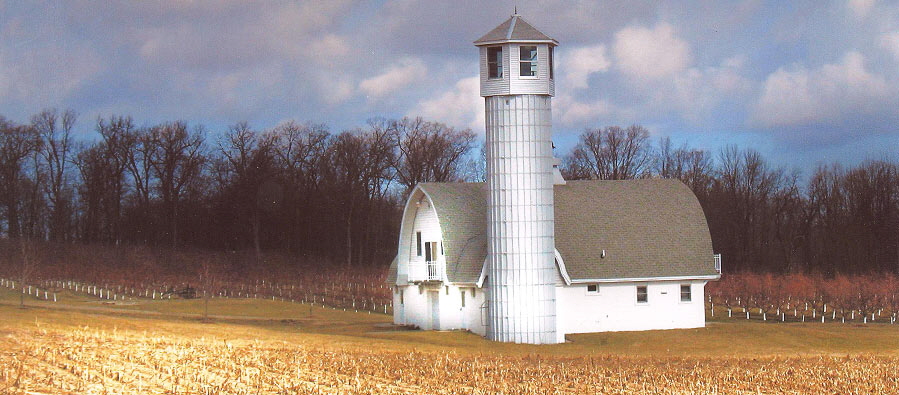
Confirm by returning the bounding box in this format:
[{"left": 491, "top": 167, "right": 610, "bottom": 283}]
[{"left": 475, "top": 13, "right": 560, "bottom": 344}]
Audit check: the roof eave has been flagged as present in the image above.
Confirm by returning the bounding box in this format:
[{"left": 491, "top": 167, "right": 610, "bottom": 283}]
[
  {"left": 569, "top": 274, "right": 722, "bottom": 284},
  {"left": 474, "top": 38, "right": 559, "bottom": 46}
]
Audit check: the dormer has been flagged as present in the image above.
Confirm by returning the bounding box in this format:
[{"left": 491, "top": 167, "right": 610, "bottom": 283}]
[{"left": 474, "top": 13, "right": 558, "bottom": 97}]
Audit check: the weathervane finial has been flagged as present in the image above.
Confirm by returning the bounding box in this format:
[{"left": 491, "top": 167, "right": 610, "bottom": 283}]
[{"left": 513, "top": 6, "right": 518, "bottom": 16}]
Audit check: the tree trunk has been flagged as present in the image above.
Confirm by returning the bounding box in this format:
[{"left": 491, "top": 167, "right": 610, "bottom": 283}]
[
  {"left": 253, "top": 209, "right": 262, "bottom": 264},
  {"left": 346, "top": 196, "right": 355, "bottom": 267},
  {"left": 171, "top": 198, "right": 179, "bottom": 250}
]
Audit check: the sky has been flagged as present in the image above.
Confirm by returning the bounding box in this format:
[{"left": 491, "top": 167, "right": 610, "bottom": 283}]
[{"left": 1, "top": 0, "right": 898, "bottom": 176}]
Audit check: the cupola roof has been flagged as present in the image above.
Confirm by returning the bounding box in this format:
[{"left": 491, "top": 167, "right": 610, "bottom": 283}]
[{"left": 474, "top": 14, "right": 558, "bottom": 46}]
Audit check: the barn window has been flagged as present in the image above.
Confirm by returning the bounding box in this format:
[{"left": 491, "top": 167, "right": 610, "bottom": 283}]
[
  {"left": 487, "top": 46, "right": 503, "bottom": 78},
  {"left": 519, "top": 46, "right": 537, "bottom": 77},
  {"left": 416, "top": 232, "right": 422, "bottom": 256},
  {"left": 586, "top": 284, "right": 599, "bottom": 294},
  {"left": 461, "top": 289, "right": 466, "bottom": 307},
  {"left": 680, "top": 284, "right": 692, "bottom": 302},
  {"left": 400, "top": 289, "right": 404, "bottom": 305},
  {"left": 470, "top": 288, "right": 476, "bottom": 297},
  {"left": 636, "top": 285, "right": 648, "bottom": 303}
]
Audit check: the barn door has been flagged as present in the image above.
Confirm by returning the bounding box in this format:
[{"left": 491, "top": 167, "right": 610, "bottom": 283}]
[{"left": 429, "top": 291, "right": 440, "bottom": 330}]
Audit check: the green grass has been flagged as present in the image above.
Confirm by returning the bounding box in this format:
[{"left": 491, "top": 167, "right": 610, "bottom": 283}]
[{"left": 3, "top": 286, "right": 899, "bottom": 358}]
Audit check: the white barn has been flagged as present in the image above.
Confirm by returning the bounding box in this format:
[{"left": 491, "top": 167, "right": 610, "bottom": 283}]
[
  {"left": 387, "top": 13, "right": 720, "bottom": 343},
  {"left": 387, "top": 180, "right": 721, "bottom": 340}
]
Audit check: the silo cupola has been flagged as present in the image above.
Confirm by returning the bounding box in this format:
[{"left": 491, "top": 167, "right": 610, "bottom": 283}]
[{"left": 474, "top": 13, "right": 558, "bottom": 97}]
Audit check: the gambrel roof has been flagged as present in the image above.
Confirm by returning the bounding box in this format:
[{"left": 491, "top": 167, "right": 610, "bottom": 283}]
[{"left": 387, "top": 179, "right": 718, "bottom": 286}]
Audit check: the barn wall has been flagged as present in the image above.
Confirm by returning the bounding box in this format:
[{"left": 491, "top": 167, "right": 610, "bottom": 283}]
[
  {"left": 394, "top": 285, "right": 434, "bottom": 328},
  {"left": 393, "top": 284, "right": 487, "bottom": 335},
  {"left": 396, "top": 189, "right": 425, "bottom": 283},
  {"left": 556, "top": 281, "right": 707, "bottom": 334}
]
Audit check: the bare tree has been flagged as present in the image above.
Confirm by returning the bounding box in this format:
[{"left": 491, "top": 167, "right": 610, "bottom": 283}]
[
  {"left": 393, "top": 117, "right": 476, "bottom": 194},
  {"left": 0, "top": 117, "right": 40, "bottom": 238},
  {"left": 325, "top": 131, "right": 368, "bottom": 266},
  {"left": 271, "top": 121, "right": 330, "bottom": 254},
  {"left": 18, "top": 238, "right": 38, "bottom": 308},
  {"left": 95, "top": 115, "right": 136, "bottom": 244},
  {"left": 32, "top": 109, "right": 77, "bottom": 241},
  {"left": 217, "top": 122, "right": 277, "bottom": 263},
  {"left": 563, "top": 125, "right": 652, "bottom": 180},
  {"left": 199, "top": 257, "right": 218, "bottom": 322},
  {"left": 150, "top": 121, "right": 206, "bottom": 249},
  {"left": 125, "top": 127, "right": 159, "bottom": 243},
  {"left": 656, "top": 136, "right": 714, "bottom": 195}
]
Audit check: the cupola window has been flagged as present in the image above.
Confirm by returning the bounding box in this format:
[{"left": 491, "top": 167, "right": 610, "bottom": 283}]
[
  {"left": 487, "top": 46, "right": 503, "bottom": 79},
  {"left": 549, "top": 46, "right": 554, "bottom": 79},
  {"left": 519, "top": 46, "right": 537, "bottom": 77}
]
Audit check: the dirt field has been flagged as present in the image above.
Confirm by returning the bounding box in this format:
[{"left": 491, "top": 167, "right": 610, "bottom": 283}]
[{"left": 2, "top": 289, "right": 899, "bottom": 394}]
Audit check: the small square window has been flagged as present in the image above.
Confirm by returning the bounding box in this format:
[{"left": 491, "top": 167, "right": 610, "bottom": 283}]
[
  {"left": 680, "top": 284, "right": 692, "bottom": 302},
  {"left": 519, "top": 45, "right": 537, "bottom": 77},
  {"left": 586, "top": 284, "right": 599, "bottom": 294},
  {"left": 636, "top": 285, "right": 648, "bottom": 303}
]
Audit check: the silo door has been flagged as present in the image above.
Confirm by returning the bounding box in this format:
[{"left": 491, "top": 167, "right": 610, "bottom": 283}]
[{"left": 428, "top": 291, "right": 439, "bottom": 330}]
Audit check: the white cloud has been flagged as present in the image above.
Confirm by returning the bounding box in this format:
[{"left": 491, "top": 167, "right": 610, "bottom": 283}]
[
  {"left": 555, "top": 94, "right": 616, "bottom": 126},
  {"left": 848, "top": 0, "right": 876, "bottom": 17},
  {"left": 411, "top": 76, "right": 483, "bottom": 131},
  {"left": 663, "top": 55, "right": 751, "bottom": 122},
  {"left": 753, "top": 51, "right": 890, "bottom": 127},
  {"left": 359, "top": 57, "right": 427, "bottom": 99},
  {"left": 321, "top": 77, "right": 355, "bottom": 106},
  {"left": 562, "top": 44, "right": 611, "bottom": 90},
  {"left": 881, "top": 32, "right": 899, "bottom": 61},
  {"left": 613, "top": 22, "right": 691, "bottom": 80}
]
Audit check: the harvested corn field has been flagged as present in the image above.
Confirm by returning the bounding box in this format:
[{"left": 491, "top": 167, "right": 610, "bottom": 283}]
[{"left": 2, "top": 298, "right": 899, "bottom": 394}]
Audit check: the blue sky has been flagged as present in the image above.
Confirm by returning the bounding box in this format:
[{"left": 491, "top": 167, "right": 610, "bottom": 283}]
[{"left": 1, "top": 1, "right": 898, "bottom": 176}]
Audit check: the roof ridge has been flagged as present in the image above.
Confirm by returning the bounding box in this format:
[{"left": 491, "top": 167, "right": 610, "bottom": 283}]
[{"left": 506, "top": 15, "right": 518, "bottom": 40}]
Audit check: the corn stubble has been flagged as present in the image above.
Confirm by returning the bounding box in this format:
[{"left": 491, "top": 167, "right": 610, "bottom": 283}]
[{"left": 2, "top": 327, "right": 897, "bottom": 394}]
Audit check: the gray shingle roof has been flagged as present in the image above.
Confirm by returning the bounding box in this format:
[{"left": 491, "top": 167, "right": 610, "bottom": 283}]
[
  {"left": 417, "top": 182, "right": 487, "bottom": 283},
  {"left": 388, "top": 179, "right": 717, "bottom": 285},
  {"left": 474, "top": 14, "right": 557, "bottom": 45}
]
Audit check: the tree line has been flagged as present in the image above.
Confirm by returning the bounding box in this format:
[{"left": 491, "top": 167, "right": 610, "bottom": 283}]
[
  {"left": 1, "top": 112, "right": 896, "bottom": 275},
  {"left": 562, "top": 125, "right": 899, "bottom": 275},
  {"left": 0, "top": 111, "right": 476, "bottom": 268}
]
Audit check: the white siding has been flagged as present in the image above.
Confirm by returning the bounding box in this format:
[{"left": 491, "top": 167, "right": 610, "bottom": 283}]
[
  {"left": 480, "top": 46, "right": 511, "bottom": 97},
  {"left": 556, "top": 281, "right": 707, "bottom": 334},
  {"left": 479, "top": 43, "right": 555, "bottom": 97},
  {"left": 407, "top": 196, "right": 443, "bottom": 276},
  {"left": 397, "top": 280, "right": 707, "bottom": 337},
  {"left": 394, "top": 284, "right": 487, "bottom": 334},
  {"left": 396, "top": 189, "right": 445, "bottom": 284},
  {"left": 509, "top": 43, "right": 553, "bottom": 96}
]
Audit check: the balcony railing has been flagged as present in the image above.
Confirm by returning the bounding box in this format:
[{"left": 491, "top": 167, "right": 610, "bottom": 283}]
[
  {"left": 714, "top": 254, "right": 722, "bottom": 274},
  {"left": 408, "top": 261, "right": 443, "bottom": 282}
]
